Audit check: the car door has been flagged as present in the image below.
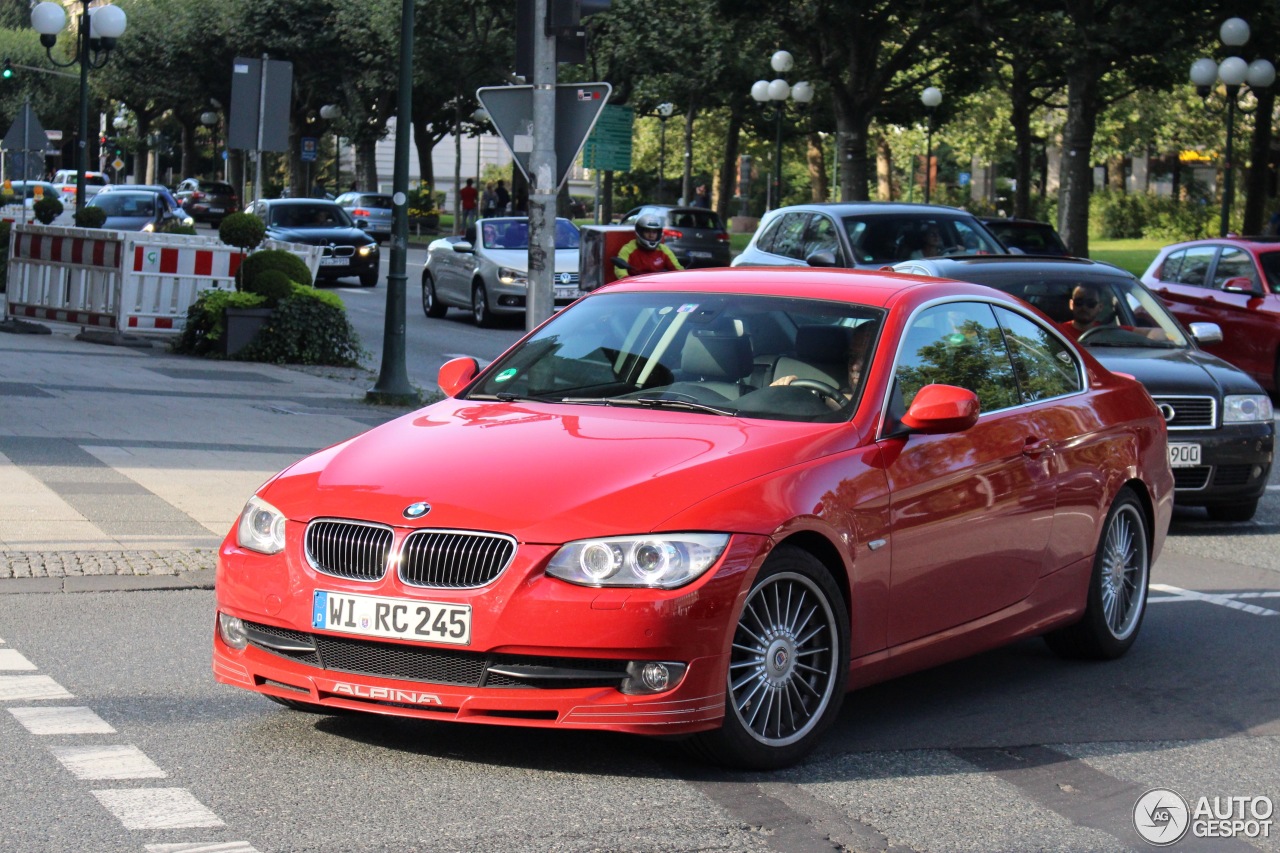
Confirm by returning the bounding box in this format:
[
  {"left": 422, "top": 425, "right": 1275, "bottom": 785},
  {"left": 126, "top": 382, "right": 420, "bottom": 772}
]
[
  {"left": 1197, "top": 247, "right": 1274, "bottom": 382},
  {"left": 799, "top": 213, "right": 847, "bottom": 266},
  {"left": 879, "top": 300, "right": 1058, "bottom": 646},
  {"left": 1148, "top": 245, "right": 1219, "bottom": 326}
]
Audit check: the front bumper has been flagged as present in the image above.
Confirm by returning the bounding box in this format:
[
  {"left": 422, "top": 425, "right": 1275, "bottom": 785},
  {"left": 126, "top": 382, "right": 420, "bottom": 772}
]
[
  {"left": 315, "top": 251, "right": 379, "bottom": 279},
  {"left": 1169, "top": 421, "right": 1273, "bottom": 507}
]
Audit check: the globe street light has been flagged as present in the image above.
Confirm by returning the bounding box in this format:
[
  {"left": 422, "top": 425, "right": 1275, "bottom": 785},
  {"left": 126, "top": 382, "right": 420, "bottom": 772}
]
[
  {"left": 31, "top": 1, "right": 126, "bottom": 219},
  {"left": 656, "top": 101, "right": 674, "bottom": 203},
  {"left": 1189, "top": 17, "right": 1275, "bottom": 237},
  {"left": 920, "top": 86, "right": 943, "bottom": 203},
  {"left": 751, "top": 50, "right": 813, "bottom": 211}
]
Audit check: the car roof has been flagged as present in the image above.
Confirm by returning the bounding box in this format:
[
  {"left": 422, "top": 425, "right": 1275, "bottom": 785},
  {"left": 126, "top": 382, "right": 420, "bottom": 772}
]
[
  {"left": 766, "top": 201, "right": 977, "bottom": 216},
  {"left": 1158, "top": 236, "right": 1280, "bottom": 250},
  {"left": 894, "top": 255, "right": 1133, "bottom": 283},
  {"left": 265, "top": 198, "right": 342, "bottom": 206}
]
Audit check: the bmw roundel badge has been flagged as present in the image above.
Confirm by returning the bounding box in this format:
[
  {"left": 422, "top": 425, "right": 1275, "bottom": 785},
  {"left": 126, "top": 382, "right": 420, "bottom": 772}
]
[{"left": 403, "top": 502, "right": 431, "bottom": 519}]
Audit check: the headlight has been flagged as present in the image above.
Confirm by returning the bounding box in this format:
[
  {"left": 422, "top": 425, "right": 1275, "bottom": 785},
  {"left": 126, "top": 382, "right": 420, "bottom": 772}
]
[
  {"left": 497, "top": 267, "right": 528, "bottom": 287},
  {"left": 358, "top": 244, "right": 377, "bottom": 256},
  {"left": 546, "top": 533, "right": 729, "bottom": 589},
  {"left": 236, "top": 495, "right": 287, "bottom": 554},
  {"left": 141, "top": 222, "right": 155, "bottom": 232},
  {"left": 1223, "top": 394, "right": 1274, "bottom": 423}
]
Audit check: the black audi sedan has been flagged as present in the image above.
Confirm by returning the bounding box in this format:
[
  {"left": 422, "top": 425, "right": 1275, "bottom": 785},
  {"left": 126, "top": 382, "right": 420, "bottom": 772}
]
[
  {"left": 246, "top": 198, "right": 380, "bottom": 287},
  {"left": 894, "top": 255, "right": 1274, "bottom": 521}
]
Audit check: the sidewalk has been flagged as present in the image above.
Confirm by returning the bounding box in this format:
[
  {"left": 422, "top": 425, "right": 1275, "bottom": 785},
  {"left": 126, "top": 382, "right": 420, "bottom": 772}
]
[{"left": 0, "top": 314, "right": 417, "bottom": 593}]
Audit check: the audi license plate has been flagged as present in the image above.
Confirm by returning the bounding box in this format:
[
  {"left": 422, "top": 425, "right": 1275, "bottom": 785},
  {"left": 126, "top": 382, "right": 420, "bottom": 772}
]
[
  {"left": 320, "top": 257, "right": 349, "bottom": 267},
  {"left": 312, "top": 590, "right": 471, "bottom": 645},
  {"left": 1168, "top": 443, "right": 1201, "bottom": 468}
]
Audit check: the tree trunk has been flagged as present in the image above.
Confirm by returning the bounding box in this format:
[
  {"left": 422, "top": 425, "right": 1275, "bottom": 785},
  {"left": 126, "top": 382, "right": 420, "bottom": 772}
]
[
  {"left": 875, "top": 135, "right": 892, "bottom": 201},
  {"left": 179, "top": 120, "right": 196, "bottom": 182},
  {"left": 1009, "top": 72, "right": 1034, "bottom": 218},
  {"left": 1058, "top": 68, "right": 1100, "bottom": 257},
  {"left": 412, "top": 116, "right": 434, "bottom": 197},
  {"left": 833, "top": 96, "right": 873, "bottom": 201},
  {"left": 681, "top": 104, "right": 695, "bottom": 207},
  {"left": 1243, "top": 88, "right": 1275, "bottom": 236},
  {"left": 1107, "top": 156, "right": 1125, "bottom": 191},
  {"left": 809, "top": 132, "right": 828, "bottom": 202},
  {"left": 356, "top": 137, "right": 379, "bottom": 193},
  {"left": 717, "top": 106, "right": 742, "bottom": 222}
]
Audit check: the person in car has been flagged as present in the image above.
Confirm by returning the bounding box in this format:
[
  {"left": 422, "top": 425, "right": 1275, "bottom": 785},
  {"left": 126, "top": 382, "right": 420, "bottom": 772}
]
[
  {"left": 617, "top": 213, "right": 684, "bottom": 277},
  {"left": 772, "top": 322, "right": 877, "bottom": 407},
  {"left": 1058, "top": 283, "right": 1106, "bottom": 340}
]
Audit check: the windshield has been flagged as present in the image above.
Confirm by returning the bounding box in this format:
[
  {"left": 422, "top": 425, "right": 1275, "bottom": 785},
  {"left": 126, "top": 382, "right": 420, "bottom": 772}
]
[
  {"left": 1259, "top": 251, "right": 1280, "bottom": 292},
  {"left": 90, "top": 193, "right": 156, "bottom": 216},
  {"left": 270, "top": 204, "right": 353, "bottom": 228},
  {"left": 480, "top": 218, "right": 580, "bottom": 250},
  {"left": 467, "top": 291, "right": 885, "bottom": 423},
  {"left": 842, "top": 215, "right": 1004, "bottom": 264},
  {"left": 994, "top": 273, "right": 1189, "bottom": 348}
]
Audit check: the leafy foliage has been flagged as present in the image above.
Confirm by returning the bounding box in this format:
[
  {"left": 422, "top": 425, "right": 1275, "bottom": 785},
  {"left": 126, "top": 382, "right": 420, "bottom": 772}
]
[
  {"left": 32, "top": 197, "right": 63, "bottom": 225},
  {"left": 218, "top": 213, "right": 266, "bottom": 253},
  {"left": 74, "top": 207, "right": 108, "bottom": 228},
  {"left": 172, "top": 289, "right": 268, "bottom": 355},
  {"left": 235, "top": 285, "right": 363, "bottom": 366},
  {"left": 246, "top": 269, "right": 295, "bottom": 306},
  {"left": 238, "top": 248, "right": 313, "bottom": 292}
]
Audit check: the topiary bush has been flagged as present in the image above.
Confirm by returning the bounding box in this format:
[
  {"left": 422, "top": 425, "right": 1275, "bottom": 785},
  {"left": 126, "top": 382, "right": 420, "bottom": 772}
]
[
  {"left": 235, "top": 283, "right": 363, "bottom": 366},
  {"left": 238, "top": 248, "right": 313, "bottom": 292},
  {"left": 218, "top": 212, "right": 266, "bottom": 253},
  {"left": 74, "top": 206, "right": 107, "bottom": 228},
  {"left": 246, "top": 269, "right": 295, "bottom": 306},
  {"left": 171, "top": 289, "right": 268, "bottom": 356},
  {"left": 33, "top": 196, "right": 64, "bottom": 225}
]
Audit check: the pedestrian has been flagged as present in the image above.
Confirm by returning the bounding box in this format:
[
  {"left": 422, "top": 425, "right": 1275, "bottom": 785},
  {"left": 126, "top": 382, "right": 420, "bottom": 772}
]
[
  {"left": 615, "top": 213, "right": 683, "bottom": 278},
  {"left": 481, "top": 182, "right": 497, "bottom": 218},
  {"left": 691, "top": 184, "right": 710, "bottom": 209},
  {"left": 494, "top": 179, "right": 510, "bottom": 216},
  {"left": 459, "top": 178, "right": 478, "bottom": 230}
]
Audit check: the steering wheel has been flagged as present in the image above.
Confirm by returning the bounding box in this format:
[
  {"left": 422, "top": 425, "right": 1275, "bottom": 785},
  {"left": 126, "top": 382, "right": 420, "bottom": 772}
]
[
  {"left": 1076, "top": 325, "right": 1118, "bottom": 344},
  {"left": 787, "top": 378, "right": 845, "bottom": 407}
]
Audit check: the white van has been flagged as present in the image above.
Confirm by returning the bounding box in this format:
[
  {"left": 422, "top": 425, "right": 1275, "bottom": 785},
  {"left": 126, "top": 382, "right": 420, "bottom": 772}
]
[{"left": 51, "top": 169, "right": 111, "bottom": 203}]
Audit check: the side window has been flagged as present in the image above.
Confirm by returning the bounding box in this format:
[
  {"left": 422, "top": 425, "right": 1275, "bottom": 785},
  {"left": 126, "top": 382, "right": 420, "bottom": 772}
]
[
  {"left": 1173, "top": 247, "right": 1215, "bottom": 287},
  {"left": 895, "top": 302, "right": 1020, "bottom": 414},
  {"left": 1157, "top": 249, "right": 1184, "bottom": 282},
  {"left": 771, "top": 213, "right": 812, "bottom": 260},
  {"left": 1212, "top": 248, "right": 1257, "bottom": 289},
  {"left": 753, "top": 216, "right": 783, "bottom": 253},
  {"left": 802, "top": 214, "right": 842, "bottom": 262},
  {"left": 992, "top": 306, "right": 1083, "bottom": 402}
]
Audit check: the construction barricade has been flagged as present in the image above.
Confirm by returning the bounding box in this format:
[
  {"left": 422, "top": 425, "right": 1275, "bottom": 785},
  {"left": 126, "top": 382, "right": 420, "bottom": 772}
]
[{"left": 3, "top": 224, "right": 323, "bottom": 335}]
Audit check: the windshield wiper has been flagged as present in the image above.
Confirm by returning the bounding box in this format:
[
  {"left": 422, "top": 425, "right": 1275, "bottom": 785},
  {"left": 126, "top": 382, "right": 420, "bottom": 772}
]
[
  {"left": 467, "top": 392, "right": 556, "bottom": 403},
  {"left": 600, "top": 395, "right": 736, "bottom": 416}
]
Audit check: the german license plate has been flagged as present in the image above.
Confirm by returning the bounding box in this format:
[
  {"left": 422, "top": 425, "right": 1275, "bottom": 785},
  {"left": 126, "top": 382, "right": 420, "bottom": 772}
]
[
  {"left": 320, "top": 257, "right": 349, "bottom": 266},
  {"left": 209, "top": 207, "right": 224, "bottom": 214},
  {"left": 312, "top": 590, "right": 471, "bottom": 645},
  {"left": 554, "top": 286, "right": 579, "bottom": 299},
  {"left": 689, "top": 250, "right": 713, "bottom": 258},
  {"left": 1168, "top": 443, "right": 1201, "bottom": 467}
]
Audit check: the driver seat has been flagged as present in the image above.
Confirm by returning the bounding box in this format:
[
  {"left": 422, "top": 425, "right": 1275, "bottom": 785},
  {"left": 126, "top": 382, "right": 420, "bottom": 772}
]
[
  {"left": 678, "top": 332, "right": 754, "bottom": 398},
  {"left": 771, "top": 325, "right": 849, "bottom": 389}
]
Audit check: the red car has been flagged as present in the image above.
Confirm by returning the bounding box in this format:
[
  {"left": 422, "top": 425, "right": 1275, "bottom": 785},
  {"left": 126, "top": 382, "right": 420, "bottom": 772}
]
[
  {"left": 214, "top": 268, "right": 1173, "bottom": 769},
  {"left": 1141, "top": 236, "right": 1280, "bottom": 391}
]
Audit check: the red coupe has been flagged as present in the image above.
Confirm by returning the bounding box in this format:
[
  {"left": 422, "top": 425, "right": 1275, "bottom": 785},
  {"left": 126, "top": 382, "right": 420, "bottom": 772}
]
[{"left": 214, "top": 268, "right": 1174, "bottom": 769}]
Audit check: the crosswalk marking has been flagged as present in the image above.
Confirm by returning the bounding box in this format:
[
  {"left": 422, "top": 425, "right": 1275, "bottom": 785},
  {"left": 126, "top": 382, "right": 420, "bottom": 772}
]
[
  {"left": 92, "top": 788, "right": 225, "bottom": 830},
  {"left": 52, "top": 744, "right": 167, "bottom": 780},
  {"left": 0, "top": 649, "right": 37, "bottom": 670},
  {"left": 9, "top": 706, "right": 116, "bottom": 734},
  {"left": 1149, "top": 583, "right": 1280, "bottom": 616},
  {"left": 0, "top": 674, "right": 73, "bottom": 701}
]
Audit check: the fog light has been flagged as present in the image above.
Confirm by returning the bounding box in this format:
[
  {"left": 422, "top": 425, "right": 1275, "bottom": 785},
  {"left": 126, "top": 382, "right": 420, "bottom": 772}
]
[
  {"left": 620, "top": 661, "right": 687, "bottom": 695},
  {"left": 218, "top": 612, "right": 248, "bottom": 650},
  {"left": 1253, "top": 465, "right": 1264, "bottom": 479}
]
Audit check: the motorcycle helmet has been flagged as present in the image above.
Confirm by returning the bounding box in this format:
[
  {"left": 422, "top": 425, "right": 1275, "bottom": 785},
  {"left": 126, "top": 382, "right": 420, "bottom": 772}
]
[{"left": 635, "top": 213, "right": 664, "bottom": 250}]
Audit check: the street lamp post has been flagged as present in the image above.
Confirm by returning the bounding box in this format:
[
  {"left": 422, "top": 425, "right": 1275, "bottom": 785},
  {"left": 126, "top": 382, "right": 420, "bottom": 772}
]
[
  {"left": 751, "top": 50, "right": 812, "bottom": 211},
  {"left": 656, "top": 102, "right": 674, "bottom": 203},
  {"left": 319, "top": 104, "right": 341, "bottom": 190},
  {"left": 1190, "top": 17, "right": 1275, "bottom": 237},
  {"left": 31, "top": 0, "right": 126, "bottom": 219},
  {"left": 472, "top": 107, "right": 488, "bottom": 186},
  {"left": 921, "top": 86, "right": 942, "bottom": 204}
]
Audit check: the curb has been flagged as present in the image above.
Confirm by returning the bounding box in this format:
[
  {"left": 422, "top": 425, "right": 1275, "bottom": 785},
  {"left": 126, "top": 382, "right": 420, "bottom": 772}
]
[{"left": 0, "top": 568, "right": 216, "bottom": 595}]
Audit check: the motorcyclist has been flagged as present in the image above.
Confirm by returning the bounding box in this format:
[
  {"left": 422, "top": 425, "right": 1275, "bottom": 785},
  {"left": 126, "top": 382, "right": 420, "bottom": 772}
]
[{"left": 616, "top": 213, "right": 684, "bottom": 278}]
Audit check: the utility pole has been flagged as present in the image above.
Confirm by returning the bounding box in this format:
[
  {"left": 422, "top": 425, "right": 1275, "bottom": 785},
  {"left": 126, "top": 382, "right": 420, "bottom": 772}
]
[{"left": 526, "top": 0, "right": 557, "bottom": 331}]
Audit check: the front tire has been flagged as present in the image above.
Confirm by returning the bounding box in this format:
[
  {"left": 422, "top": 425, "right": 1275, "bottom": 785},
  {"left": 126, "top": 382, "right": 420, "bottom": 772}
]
[
  {"left": 1044, "top": 487, "right": 1149, "bottom": 660},
  {"left": 687, "top": 546, "right": 848, "bottom": 770},
  {"left": 422, "top": 271, "right": 447, "bottom": 318},
  {"left": 472, "top": 282, "right": 494, "bottom": 328}
]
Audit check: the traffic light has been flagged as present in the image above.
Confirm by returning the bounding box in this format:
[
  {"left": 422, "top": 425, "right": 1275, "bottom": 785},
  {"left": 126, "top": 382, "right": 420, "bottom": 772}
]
[{"left": 2, "top": 59, "right": 14, "bottom": 80}]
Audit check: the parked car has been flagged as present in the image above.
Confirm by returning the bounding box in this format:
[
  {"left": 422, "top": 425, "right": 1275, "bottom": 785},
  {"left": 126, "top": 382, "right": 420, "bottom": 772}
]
[
  {"left": 97, "top": 184, "right": 193, "bottom": 228},
  {"left": 4, "top": 180, "right": 60, "bottom": 208},
  {"left": 214, "top": 266, "right": 1172, "bottom": 769},
  {"left": 334, "top": 191, "right": 393, "bottom": 241},
  {"left": 85, "top": 189, "right": 191, "bottom": 232},
  {"left": 732, "top": 202, "right": 1007, "bottom": 269},
  {"left": 175, "top": 178, "right": 239, "bottom": 225},
  {"left": 895, "top": 255, "right": 1274, "bottom": 521},
  {"left": 246, "top": 198, "right": 380, "bottom": 287},
  {"left": 619, "top": 204, "right": 731, "bottom": 268},
  {"left": 51, "top": 169, "right": 110, "bottom": 203},
  {"left": 1140, "top": 236, "right": 1280, "bottom": 393},
  {"left": 422, "top": 216, "right": 581, "bottom": 326},
  {"left": 980, "top": 217, "right": 1070, "bottom": 256}
]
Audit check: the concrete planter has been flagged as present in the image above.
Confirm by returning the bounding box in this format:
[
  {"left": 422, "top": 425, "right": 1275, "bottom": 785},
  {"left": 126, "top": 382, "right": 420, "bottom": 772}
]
[{"left": 223, "top": 306, "right": 273, "bottom": 356}]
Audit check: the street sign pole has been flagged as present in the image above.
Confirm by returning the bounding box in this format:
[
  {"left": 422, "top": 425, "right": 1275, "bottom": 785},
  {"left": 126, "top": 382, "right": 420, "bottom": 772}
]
[{"left": 527, "top": 0, "right": 557, "bottom": 330}]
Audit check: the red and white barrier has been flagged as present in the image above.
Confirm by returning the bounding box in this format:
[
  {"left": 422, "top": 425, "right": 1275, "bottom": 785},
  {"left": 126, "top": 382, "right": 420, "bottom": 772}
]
[{"left": 4, "top": 224, "right": 323, "bottom": 335}]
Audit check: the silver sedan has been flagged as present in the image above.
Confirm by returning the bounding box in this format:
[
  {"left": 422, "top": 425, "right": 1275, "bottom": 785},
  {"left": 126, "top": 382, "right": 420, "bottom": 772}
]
[{"left": 421, "top": 217, "right": 582, "bottom": 326}]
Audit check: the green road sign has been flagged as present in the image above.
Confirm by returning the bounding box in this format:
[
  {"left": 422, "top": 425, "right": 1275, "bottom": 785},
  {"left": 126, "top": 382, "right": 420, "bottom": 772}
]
[{"left": 582, "top": 105, "right": 633, "bottom": 172}]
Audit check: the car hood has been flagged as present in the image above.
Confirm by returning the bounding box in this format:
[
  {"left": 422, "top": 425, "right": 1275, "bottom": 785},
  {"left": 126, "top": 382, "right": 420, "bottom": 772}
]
[
  {"left": 266, "top": 226, "right": 372, "bottom": 245},
  {"left": 482, "top": 248, "right": 579, "bottom": 273},
  {"left": 1088, "top": 346, "right": 1264, "bottom": 396},
  {"left": 260, "top": 399, "right": 843, "bottom": 541}
]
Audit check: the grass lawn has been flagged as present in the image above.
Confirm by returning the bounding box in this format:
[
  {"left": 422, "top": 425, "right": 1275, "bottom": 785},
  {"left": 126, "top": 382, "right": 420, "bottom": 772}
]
[{"left": 1088, "top": 238, "right": 1164, "bottom": 277}]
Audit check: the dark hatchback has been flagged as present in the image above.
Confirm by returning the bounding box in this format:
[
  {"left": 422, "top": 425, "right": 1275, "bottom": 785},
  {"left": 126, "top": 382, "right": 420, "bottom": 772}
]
[
  {"left": 980, "top": 217, "right": 1070, "bottom": 256},
  {"left": 247, "top": 198, "right": 380, "bottom": 287},
  {"left": 175, "top": 178, "right": 239, "bottom": 225},
  {"left": 894, "top": 255, "right": 1275, "bottom": 521},
  {"left": 620, "top": 204, "right": 731, "bottom": 268}
]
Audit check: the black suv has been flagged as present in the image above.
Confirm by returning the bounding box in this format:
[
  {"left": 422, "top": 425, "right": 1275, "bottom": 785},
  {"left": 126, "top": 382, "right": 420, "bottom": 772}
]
[
  {"left": 980, "top": 217, "right": 1069, "bottom": 256},
  {"left": 175, "top": 178, "right": 239, "bottom": 225}
]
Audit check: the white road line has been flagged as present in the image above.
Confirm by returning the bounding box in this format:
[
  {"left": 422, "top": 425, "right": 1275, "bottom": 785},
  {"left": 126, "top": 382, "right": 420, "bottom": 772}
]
[
  {"left": 0, "top": 648, "right": 37, "bottom": 670},
  {"left": 92, "top": 788, "right": 225, "bottom": 830},
  {"left": 1149, "top": 584, "right": 1280, "bottom": 616},
  {"left": 0, "top": 674, "right": 73, "bottom": 701},
  {"left": 52, "top": 744, "right": 167, "bottom": 780},
  {"left": 9, "top": 706, "right": 116, "bottom": 734},
  {"left": 146, "top": 843, "right": 262, "bottom": 853}
]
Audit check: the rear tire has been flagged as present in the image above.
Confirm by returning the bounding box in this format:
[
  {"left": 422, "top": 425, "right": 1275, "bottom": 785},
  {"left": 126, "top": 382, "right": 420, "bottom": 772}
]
[
  {"left": 472, "top": 282, "right": 494, "bottom": 328},
  {"left": 686, "top": 546, "right": 848, "bottom": 770},
  {"left": 1044, "top": 488, "right": 1149, "bottom": 660},
  {"left": 1206, "top": 499, "right": 1258, "bottom": 522},
  {"left": 422, "top": 271, "right": 446, "bottom": 318}
]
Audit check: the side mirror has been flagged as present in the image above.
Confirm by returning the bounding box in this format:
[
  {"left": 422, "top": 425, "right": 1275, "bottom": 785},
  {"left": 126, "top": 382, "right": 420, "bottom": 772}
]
[
  {"left": 1188, "top": 321, "right": 1223, "bottom": 345},
  {"left": 1221, "top": 276, "right": 1262, "bottom": 297},
  {"left": 452, "top": 241, "right": 474, "bottom": 254},
  {"left": 805, "top": 250, "right": 838, "bottom": 268},
  {"left": 437, "top": 357, "right": 480, "bottom": 398},
  {"left": 900, "top": 384, "right": 980, "bottom": 434}
]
